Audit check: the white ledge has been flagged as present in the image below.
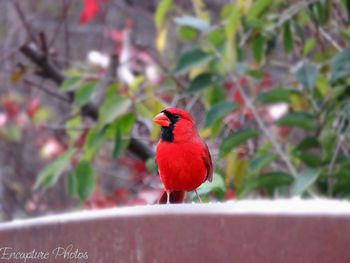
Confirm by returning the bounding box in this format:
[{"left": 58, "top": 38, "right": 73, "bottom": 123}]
[{"left": 1, "top": 199, "right": 350, "bottom": 230}]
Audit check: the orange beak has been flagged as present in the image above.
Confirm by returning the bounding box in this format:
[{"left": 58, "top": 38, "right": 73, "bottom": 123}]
[{"left": 153, "top": 112, "right": 170, "bottom": 127}]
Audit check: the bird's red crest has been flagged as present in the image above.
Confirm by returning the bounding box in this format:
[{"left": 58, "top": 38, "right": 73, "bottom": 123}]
[{"left": 163, "top": 108, "right": 194, "bottom": 123}]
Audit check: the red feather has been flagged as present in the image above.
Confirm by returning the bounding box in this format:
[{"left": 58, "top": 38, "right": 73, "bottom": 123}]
[
  {"left": 80, "top": 0, "right": 101, "bottom": 24},
  {"left": 154, "top": 108, "right": 213, "bottom": 204}
]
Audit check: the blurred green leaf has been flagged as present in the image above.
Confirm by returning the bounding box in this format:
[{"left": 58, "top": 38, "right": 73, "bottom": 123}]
[
  {"left": 112, "top": 127, "right": 122, "bottom": 158},
  {"left": 118, "top": 112, "right": 136, "bottom": 133},
  {"left": 32, "top": 107, "right": 52, "bottom": 125},
  {"left": 294, "top": 152, "right": 322, "bottom": 168},
  {"left": 236, "top": 176, "right": 258, "bottom": 198},
  {"left": 197, "top": 173, "right": 225, "bottom": 195},
  {"left": 257, "top": 88, "right": 291, "bottom": 104},
  {"left": 257, "top": 171, "right": 293, "bottom": 190},
  {"left": 178, "top": 26, "right": 197, "bottom": 41},
  {"left": 319, "top": 125, "right": 337, "bottom": 162},
  {"left": 295, "top": 136, "right": 320, "bottom": 151},
  {"left": 334, "top": 162, "right": 350, "bottom": 196},
  {"left": 210, "top": 118, "right": 224, "bottom": 138},
  {"left": 187, "top": 73, "right": 221, "bottom": 93},
  {"left": 66, "top": 116, "right": 81, "bottom": 140},
  {"left": 220, "top": 129, "right": 259, "bottom": 157},
  {"left": 291, "top": 169, "right": 319, "bottom": 196},
  {"left": 136, "top": 102, "right": 153, "bottom": 119},
  {"left": 344, "top": 103, "right": 350, "bottom": 121},
  {"left": 295, "top": 62, "right": 318, "bottom": 90},
  {"left": 34, "top": 149, "right": 75, "bottom": 189},
  {"left": 224, "top": 5, "right": 240, "bottom": 70},
  {"left": 249, "top": 155, "right": 276, "bottom": 175},
  {"left": 74, "top": 82, "right": 96, "bottom": 106},
  {"left": 340, "top": 31, "right": 350, "bottom": 43},
  {"left": 247, "top": 0, "right": 272, "bottom": 21},
  {"left": 224, "top": 40, "right": 237, "bottom": 71},
  {"left": 303, "top": 38, "right": 315, "bottom": 56},
  {"left": 205, "top": 101, "right": 240, "bottom": 127},
  {"left": 175, "top": 48, "right": 213, "bottom": 75},
  {"left": 283, "top": 21, "right": 294, "bottom": 54},
  {"left": 110, "top": 113, "right": 135, "bottom": 158},
  {"left": 155, "top": 0, "right": 173, "bottom": 29},
  {"left": 225, "top": 151, "right": 248, "bottom": 188},
  {"left": 83, "top": 127, "right": 107, "bottom": 161},
  {"left": 204, "top": 85, "right": 225, "bottom": 105},
  {"left": 174, "top": 16, "right": 209, "bottom": 31},
  {"left": 0, "top": 124, "right": 22, "bottom": 142},
  {"left": 67, "top": 170, "right": 78, "bottom": 197},
  {"left": 252, "top": 34, "right": 265, "bottom": 64},
  {"left": 129, "top": 76, "right": 145, "bottom": 94},
  {"left": 60, "top": 76, "right": 81, "bottom": 92},
  {"left": 276, "top": 112, "right": 315, "bottom": 131},
  {"left": 146, "top": 157, "right": 158, "bottom": 173},
  {"left": 344, "top": 0, "right": 350, "bottom": 24},
  {"left": 99, "top": 96, "right": 132, "bottom": 126},
  {"left": 225, "top": 5, "right": 240, "bottom": 38},
  {"left": 85, "top": 127, "right": 104, "bottom": 149},
  {"left": 208, "top": 28, "right": 225, "bottom": 48},
  {"left": 74, "top": 161, "right": 96, "bottom": 201},
  {"left": 313, "top": 2, "right": 329, "bottom": 25},
  {"left": 331, "top": 46, "right": 350, "bottom": 83}
]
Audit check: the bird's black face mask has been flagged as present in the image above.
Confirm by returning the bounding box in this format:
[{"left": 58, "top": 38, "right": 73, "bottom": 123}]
[{"left": 160, "top": 110, "right": 180, "bottom": 142}]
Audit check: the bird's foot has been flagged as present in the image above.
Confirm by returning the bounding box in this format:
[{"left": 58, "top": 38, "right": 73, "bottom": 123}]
[
  {"left": 166, "top": 191, "right": 170, "bottom": 204},
  {"left": 194, "top": 189, "right": 202, "bottom": 203}
]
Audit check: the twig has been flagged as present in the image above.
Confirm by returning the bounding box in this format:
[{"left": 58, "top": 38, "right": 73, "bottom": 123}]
[
  {"left": 41, "top": 124, "right": 92, "bottom": 131},
  {"left": 10, "top": 0, "right": 38, "bottom": 45},
  {"left": 138, "top": 46, "right": 187, "bottom": 91},
  {"left": 277, "top": 0, "right": 319, "bottom": 27},
  {"left": 319, "top": 27, "right": 342, "bottom": 52},
  {"left": 48, "top": 0, "right": 71, "bottom": 48},
  {"left": 38, "top": 32, "right": 48, "bottom": 55},
  {"left": 0, "top": 49, "right": 18, "bottom": 64},
  {"left": 62, "top": 0, "right": 71, "bottom": 68},
  {"left": 23, "top": 79, "right": 71, "bottom": 103},
  {"left": 186, "top": 93, "right": 201, "bottom": 112}
]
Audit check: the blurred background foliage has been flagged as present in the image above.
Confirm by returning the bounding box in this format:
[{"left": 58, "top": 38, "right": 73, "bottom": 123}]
[{"left": 1, "top": 0, "right": 350, "bottom": 221}]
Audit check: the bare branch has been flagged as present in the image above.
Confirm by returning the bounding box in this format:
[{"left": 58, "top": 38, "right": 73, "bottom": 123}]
[{"left": 20, "top": 43, "right": 65, "bottom": 86}]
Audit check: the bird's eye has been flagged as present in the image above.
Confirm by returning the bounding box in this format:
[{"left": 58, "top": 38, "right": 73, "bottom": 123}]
[{"left": 173, "top": 114, "right": 180, "bottom": 120}]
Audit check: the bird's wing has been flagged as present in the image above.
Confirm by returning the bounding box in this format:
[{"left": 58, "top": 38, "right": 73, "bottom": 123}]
[{"left": 202, "top": 142, "right": 213, "bottom": 182}]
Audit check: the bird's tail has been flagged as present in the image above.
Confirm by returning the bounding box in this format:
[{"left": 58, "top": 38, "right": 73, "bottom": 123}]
[{"left": 158, "top": 191, "right": 185, "bottom": 204}]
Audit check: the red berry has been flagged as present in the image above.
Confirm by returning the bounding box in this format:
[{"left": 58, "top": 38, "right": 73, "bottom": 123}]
[
  {"left": 3, "top": 99, "right": 19, "bottom": 119},
  {"left": 26, "top": 99, "right": 40, "bottom": 118}
]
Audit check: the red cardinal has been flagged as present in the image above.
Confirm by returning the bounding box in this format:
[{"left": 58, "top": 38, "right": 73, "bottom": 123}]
[{"left": 153, "top": 108, "right": 213, "bottom": 204}]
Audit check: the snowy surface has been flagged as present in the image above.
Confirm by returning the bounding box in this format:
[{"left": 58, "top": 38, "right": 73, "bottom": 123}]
[{"left": 1, "top": 199, "right": 350, "bottom": 230}]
